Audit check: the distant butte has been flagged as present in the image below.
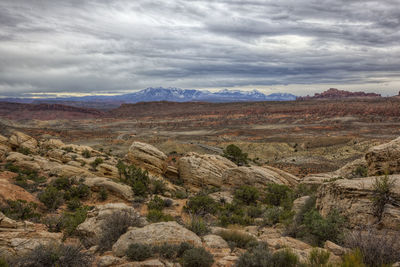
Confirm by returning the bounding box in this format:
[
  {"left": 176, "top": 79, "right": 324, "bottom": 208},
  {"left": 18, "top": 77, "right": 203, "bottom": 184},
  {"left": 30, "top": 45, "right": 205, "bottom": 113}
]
[{"left": 297, "top": 88, "right": 381, "bottom": 100}]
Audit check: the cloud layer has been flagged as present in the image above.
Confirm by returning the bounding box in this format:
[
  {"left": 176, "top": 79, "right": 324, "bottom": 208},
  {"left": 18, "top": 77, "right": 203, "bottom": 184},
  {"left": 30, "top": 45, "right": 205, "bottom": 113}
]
[{"left": 0, "top": 0, "right": 399, "bottom": 96}]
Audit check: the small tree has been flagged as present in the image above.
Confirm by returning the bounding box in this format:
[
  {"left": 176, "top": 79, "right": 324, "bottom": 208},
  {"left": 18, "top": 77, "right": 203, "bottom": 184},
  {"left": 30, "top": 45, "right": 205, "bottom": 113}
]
[
  {"left": 372, "top": 175, "right": 395, "bottom": 220},
  {"left": 223, "top": 144, "right": 248, "bottom": 166}
]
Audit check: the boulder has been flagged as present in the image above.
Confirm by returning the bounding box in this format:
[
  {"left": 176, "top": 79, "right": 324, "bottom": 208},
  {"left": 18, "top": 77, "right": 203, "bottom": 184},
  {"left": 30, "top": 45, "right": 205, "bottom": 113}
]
[
  {"left": 178, "top": 152, "right": 236, "bottom": 190},
  {"left": 83, "top": 177, "right": 134, "bottom": 200},
  {"left": 203, "top": 234, "right": 229, "bottom": 249},
  {"left": 76, "top": 203, "right": 143, "bottom": 245},
  {"left": 0, "top": 172, "right": 38, "bottom": 204},
  {"left": 97, "top": 255, "right": 124, "bottom": 267},
  {"left": 302, "top": 158, "right": 367, "bottom": 185},
  {"left": 0, "top": 135, "right": 8, "bottom": 146},
  {"left": 126, "top": 142, "right": 167, "bottom": 175},
  {"left": 96, "top": 163, "right": 119, "bottom": 179},
  {"left": 324, "top": 240, "right": 349, "bottom": 256},
  {"left": 5, "top": 152, "right": 41, "bottom": 172},
  {"left": 8, "top": 131, "right": 38, "bottom": 152},
  {"left": 292, "top": 196, "right": 311, "bottom": 214},
  {"left": 366, "top": 137, "right": 400, "bottom": 175},
  {"left": 0, "top": 230, "right": 62, "bottom": 258},
  {"left": 221, "top": 165, "right": 299, "bottom": 189},
  {"left": 112, "top": 221, "right": 202, "bottom": 257},
  {"left": 117, "top": 259, "right": 165, "bottom": 267},
  {"left": 41, "top": 139, "right": 65, "bottom": 150},
  {"left": 316, "top": 175, "right": 400, "bottom": 230}
]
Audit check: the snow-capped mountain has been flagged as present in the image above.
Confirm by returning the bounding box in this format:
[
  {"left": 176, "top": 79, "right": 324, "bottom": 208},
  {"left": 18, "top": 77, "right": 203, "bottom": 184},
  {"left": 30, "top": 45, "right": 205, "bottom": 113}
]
[
  {"left": 110, "top": 87, "right": 297, "bottom": 103},
  {"left": 3, "top": 87, "right": 297, "bottom": 104}
]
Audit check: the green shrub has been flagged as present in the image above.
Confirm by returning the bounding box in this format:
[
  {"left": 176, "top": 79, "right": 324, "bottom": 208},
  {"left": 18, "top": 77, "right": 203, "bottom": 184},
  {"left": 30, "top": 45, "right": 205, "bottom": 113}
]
[
  {"left": 67, "top": 198, "right": 82, "bottom": 211},
  {"left": 344, "top": 228, "right": 400, "bottom": 267},
  {"left": 222, "top": 144, "right": 248, "bottom": 166},
  {"left": 264, "top": 184, "right": 293, "bottom": 207},
  {"left": 0, "top": 258, "right": 8, "bottom": 267},
  {"left": 353, "top": 166, "right": 368, "bottom": 178},
  {"left": 308, "top": 248, "right": 331, "bottom": 267},
  {"left": 97, "top": 210, "right": 142, "bottom": 252},
  {"left": 126, "top": 243, "right": 153, "bottom": 261},
  {"left": 147, "top": 209, "right": 174, "bottom": 223},
  {"left": 181, "top": 247, "right": 214, "bottom": 267},
  {"left": 247, "top": 205, "right": 263, "bottom": 218},
  {"left": 38, "top": 186, "right": 64, "bottom": 210},
  {"left": 118, "top": 164, "right": 150, "bottom": 196},
  {"left": 0, "top": 199, "right": 40, "bottom": 221},
  {"left": 69, "top": 183, "right": 91, "bottom": 199},
  {"left": 217, "top": 202, "right": 253, "bottom": 227},
  {"left": 236, "top": 242, "right": 272, "bottom": 267},
  {"left": 340, "top": 249, "right": 366, "bottom": 267},
  {"left": 234, "top": 186, "right": 259, "bottom": 205},
  {"left": 153, "top": 243, "right": 179, "bottom": 259},
  {"left": 62, "top": 147, "right": 74, "bottom": 153},
  {"left": 152, "top": 179, "right": 166, "bottom": 195},
  {"left": 372, "top": 175, "right": 394, "bottom": 219},
  {"left": 82, "top": 149, "right": 91, "bottom": 158},
  {"left": 17, "top": 147, "right": 31, "bottom": 155},
  {"left": 61, "top": 207, "right": 88, "bottom": 237},
  {"left": 174, "top": 190, "right": 188, "bottom": 199},
  {"left": 99, "top": 187, "right": 108, "bottom": 201},
  {"left": 185, "top": 195, "right": 218, "bottom": 215},
  {"left": 187, "top": 217, "right": 209, "bottom": 236},
  {"left": 12, "top": 243, "right": 92, "bottom": 267},
  {"left": 217, "top": 230, "right": 256, "bottom": 249},
  {"left": 42, "top": 215, "right": 63, "bottom": 233},
  {"left": 148, "top": 196, "right": 166, "bottom": 211},
  {"left": 262, "top": 206, "right": 283, "bottom": 226},
  {"left": 300, "top": 208, "right": 346, "bottom": 246},
  {"left": 53, "top": 177, "right": 72, "bottom": 190},
  {"left": 5, "top": 162, "right": 20, "bottom": 173},
  {"left": 271, "top": 249, "right": 299, "bottom": 267},
  {"left": 236, "top": 243, "right": 299, "bottom": 267},
  {"left": 90, "top": 157, "right": 103, "bottom": 170}
]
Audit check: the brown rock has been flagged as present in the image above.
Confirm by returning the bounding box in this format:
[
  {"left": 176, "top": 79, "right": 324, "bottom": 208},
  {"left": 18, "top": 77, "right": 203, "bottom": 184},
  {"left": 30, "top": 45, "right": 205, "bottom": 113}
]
[
  {"left": 0, "top": 172, "right": 38, "bottom": 204},
  {"left": 126, "top": 142, "right": 167, "bottom": 175},
  {"left": 316, "top": 175, "right": 400, "bottom": 231},
  {"left": 221, "top": 165, "right": 299, "bottom": 190},
  {"left": 83, "top": 177, "right": 134, "bottom": 200},
  {"left": 112, "top": 221, "right": 202, "bottom": 257},
  {"left": 178, "top": 152, "right": 236, "bottom": 190},
  {"left": 366, "top": 137, "right": 400, "bottom": 176},
  {"left": 8, "top": 131, "right": 38, "bottom": 152}
]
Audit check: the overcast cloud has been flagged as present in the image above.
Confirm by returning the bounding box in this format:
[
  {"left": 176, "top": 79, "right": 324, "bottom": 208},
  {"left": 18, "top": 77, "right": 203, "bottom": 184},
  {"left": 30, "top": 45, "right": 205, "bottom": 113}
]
[{"left": 0, "top": 0, "right": 399, "bottom": 97}]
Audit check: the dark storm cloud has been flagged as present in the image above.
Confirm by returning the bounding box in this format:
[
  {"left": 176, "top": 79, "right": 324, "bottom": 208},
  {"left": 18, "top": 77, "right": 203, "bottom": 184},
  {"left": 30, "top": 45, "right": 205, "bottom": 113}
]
[{"left": 0, "top": 0, "right": 399, "bottom": 96}]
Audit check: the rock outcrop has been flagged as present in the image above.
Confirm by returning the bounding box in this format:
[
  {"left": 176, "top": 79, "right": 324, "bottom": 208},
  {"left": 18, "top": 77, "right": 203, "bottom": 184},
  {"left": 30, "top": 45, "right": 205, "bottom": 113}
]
[
  {"left": 8, "top": 131, "right": 38, "bottom": 152},
  {"left": 83, "top": 177, "right": 134, "bottom": 201},
  {"left": 0, "top": 172, "right": 38, "bottom": 204},
  {"left": 178, "top": 152, "right": 236, "bottom": 189},
  {"left": 316, "top": 175, "right": 400, "bottom": 231},
  {"left": 125, "top": 142, "right": 167, "bottom": 175},
  {"left": 77, "top": 203, "right": 143, "bottom": 245},
  {"left": 366, "top": 137, "right": 400, "bottom": 176},
  {"left": 221, "top": 165, "right": 300, "bottom": 189},
  {"left": 302, "top": 157, "right": 367, "bottom": 185},
  {"left": 112, "top": 221, "right": 202, "bottom": 257}
]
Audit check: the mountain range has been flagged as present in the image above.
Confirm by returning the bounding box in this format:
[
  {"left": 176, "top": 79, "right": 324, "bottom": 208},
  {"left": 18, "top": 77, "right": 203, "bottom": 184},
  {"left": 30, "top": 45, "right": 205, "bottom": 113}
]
[{"left": 3, "top": 87, "right": 297, "bottom": 105}]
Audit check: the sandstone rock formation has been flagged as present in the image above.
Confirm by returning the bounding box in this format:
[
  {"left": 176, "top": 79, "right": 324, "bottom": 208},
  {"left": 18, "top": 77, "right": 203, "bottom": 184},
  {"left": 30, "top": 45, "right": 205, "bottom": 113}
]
[
  {"left": 316, "top": 175, "right": 400, "bottom": 231},
  {"left": 126, "top": 142, "right": 167, "bottom": 175},
  {"left": 178, "top": 152, "right": 236, "bottom": 189},
  {"left": 366, "top": 137, "right": 400, "bottom": 175},
  {"left": 112, "top": 221, "right": 202, "bottom": 257},
  {"left": 83, "top": 177, "right": 134, "bottom": 201},
  {"left": 302, "top": 157, "right": 367, "bottom": 185},
  {"left": 77, "top": 203, "right": 143, "bottom": 245},
  {"left": 8, "top": 131, "right": 38, "bottom": 152},
  {"left": 0, "top": 172, "right": 38, "bottom": 204},
  {"left": 221, "top": 165, "right": 300, "bottom": 189}
]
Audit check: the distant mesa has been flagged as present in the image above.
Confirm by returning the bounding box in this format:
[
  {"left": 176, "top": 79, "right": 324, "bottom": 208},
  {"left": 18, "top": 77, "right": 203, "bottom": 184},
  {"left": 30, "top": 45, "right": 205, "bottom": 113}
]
[{"left": 297, "top": 88, "right": 381, "bottom": 100}]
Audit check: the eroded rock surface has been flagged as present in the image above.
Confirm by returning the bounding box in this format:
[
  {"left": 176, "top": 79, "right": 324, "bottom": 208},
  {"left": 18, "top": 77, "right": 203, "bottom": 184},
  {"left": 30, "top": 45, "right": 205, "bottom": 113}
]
[
  {"left": 126, "top": 142, "right": 167, "bottom": 175},
  {"left": 112, "top": 221, "right": 201, "bottom": 257}
]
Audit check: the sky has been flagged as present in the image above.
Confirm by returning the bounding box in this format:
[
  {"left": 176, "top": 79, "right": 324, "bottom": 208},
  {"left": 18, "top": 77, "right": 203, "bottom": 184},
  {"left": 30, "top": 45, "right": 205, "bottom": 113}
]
[{"left": 0, "top": 0, "right": 400, "bottom": 97}]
